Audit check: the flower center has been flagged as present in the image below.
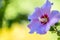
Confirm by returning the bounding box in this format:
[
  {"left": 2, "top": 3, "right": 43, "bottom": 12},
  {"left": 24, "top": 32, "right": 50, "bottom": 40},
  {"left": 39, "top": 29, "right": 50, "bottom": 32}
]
[{"left": 39, "top": 14, "right": 49, "bottom": 25}]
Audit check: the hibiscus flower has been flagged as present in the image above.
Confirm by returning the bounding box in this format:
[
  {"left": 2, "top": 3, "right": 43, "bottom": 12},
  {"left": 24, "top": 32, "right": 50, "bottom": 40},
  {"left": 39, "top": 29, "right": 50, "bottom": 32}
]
[{"left": 28, "top": 0, "right": 60, "bottom": 34}]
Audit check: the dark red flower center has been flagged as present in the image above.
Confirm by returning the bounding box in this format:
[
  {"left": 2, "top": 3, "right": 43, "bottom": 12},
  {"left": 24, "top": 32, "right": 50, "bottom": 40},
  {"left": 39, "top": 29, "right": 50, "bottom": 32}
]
[{"left": 39, "top": 14, "right": 49, "bottom": 25}]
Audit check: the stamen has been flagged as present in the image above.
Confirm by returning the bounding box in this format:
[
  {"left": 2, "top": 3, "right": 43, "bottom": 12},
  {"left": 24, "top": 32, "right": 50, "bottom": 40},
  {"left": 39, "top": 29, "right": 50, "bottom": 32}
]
[
  {"left": 38, "top": 14, "right": 49, "bottom": 24},
  {"left": 39, "top": 17, "right": 47, "bottom": 23}
]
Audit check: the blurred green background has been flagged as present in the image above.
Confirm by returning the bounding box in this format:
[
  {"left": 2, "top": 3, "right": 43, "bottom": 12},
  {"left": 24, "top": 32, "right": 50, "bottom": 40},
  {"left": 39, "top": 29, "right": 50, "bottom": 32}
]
[{"left": 0, "top": 0, "right": 60, "bottom": 40}]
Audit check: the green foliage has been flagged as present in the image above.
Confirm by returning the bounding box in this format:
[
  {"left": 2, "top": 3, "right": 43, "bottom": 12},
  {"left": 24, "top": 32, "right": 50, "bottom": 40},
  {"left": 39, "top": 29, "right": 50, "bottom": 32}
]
[
  {"left": 49, "top": 26, "right": 55, "bottom": 31},
  {"left": 58, "top": 37, "right": 60, "bottom": 40},
  {"left": 55, "top": 22, "right": 60, "bottom": 26},
  {"left": 0, "top": 0, "right": 10, "bottom": 28},
  {"left": 57, "top": 30, "right": 60, "bottom": 36},
  {"left": 6, "top": 13, "right": 28, "bottom": 28}
]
